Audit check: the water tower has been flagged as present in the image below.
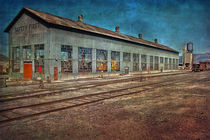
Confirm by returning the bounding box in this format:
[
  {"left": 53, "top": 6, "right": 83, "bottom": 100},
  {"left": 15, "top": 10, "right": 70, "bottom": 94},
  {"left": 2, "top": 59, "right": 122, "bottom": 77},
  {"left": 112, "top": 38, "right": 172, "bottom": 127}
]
[{"left": 183, "top": 42, "right": 193, "bottom": 69}]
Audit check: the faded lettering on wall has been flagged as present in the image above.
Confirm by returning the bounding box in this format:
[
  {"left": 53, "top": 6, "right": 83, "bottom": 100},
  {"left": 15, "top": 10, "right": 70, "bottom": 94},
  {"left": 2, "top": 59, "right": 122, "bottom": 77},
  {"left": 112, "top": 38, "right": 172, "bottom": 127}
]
[{"left": 15, "top": 23, "right": 40, "bottom": 33}]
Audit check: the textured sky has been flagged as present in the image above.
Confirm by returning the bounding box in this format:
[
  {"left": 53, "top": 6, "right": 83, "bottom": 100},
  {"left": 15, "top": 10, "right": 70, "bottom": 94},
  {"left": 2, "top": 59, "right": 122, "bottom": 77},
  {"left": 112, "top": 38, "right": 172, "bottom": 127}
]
[{"left": 0, "top": 0, "right": 209, "bottom": 56}]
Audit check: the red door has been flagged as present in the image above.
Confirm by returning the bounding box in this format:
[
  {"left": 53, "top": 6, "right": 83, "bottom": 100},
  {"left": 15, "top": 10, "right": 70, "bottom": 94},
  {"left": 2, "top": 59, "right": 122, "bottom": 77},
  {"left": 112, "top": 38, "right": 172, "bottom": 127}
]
[
  {"left": 23, "top": 62, "right": 32, "bottom": 79},
  {"left": 54, "top": 67, "right": 58, "bottom": 80}
]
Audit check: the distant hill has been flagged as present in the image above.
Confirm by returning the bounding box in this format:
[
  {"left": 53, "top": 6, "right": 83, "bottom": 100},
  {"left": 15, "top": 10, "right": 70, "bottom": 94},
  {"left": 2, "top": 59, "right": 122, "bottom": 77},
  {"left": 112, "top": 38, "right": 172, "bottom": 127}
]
[
  {"left": 0, "top": 54, "right": 9, "bottom": 61},
  {"left": 193, "top": 53, "right": 210, "bottom": 63}
]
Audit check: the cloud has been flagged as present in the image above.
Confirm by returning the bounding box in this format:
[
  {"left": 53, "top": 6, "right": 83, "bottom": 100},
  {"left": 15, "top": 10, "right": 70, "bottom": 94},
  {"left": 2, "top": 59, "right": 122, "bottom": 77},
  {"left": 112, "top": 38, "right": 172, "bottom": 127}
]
[{"left": 0, "top": 0, "right": 210, "bottom": 56}]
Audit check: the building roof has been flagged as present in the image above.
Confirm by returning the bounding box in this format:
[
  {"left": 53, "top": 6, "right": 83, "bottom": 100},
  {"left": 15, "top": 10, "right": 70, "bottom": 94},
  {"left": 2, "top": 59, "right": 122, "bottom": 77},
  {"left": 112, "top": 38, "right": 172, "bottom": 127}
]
[{"left": 4, "top": 8, "right": 178, "bottom": 53}]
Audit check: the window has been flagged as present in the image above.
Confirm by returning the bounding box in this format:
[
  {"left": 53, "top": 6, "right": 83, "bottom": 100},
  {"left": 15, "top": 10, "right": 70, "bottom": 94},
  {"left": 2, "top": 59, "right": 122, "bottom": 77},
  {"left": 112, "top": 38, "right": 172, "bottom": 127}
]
[
  {"left": 35, "top": 44, "right": 44, "bottom": 73},
  {"left": 173, "top": 58, "right": 175, "bottom": 69},
  {"left": 123, "top": 52, "right": 130, "bottom": 61},
  {"left": 154, "top": 56, "right": 159, "bottom": 70},
  {"left": 141, "top": 55, "right": 147, "bottom": 71},
  {"left": 176, "top": 59, "right": 179, "bottom": 69},
  {"left": 165, "top": 58, "right": 168, "bottom": 70},
  {"left": 60, "top": 45, "right": 72, "bottom": 73},
  {"left": 96, "top": 49, "right": 107, "bottom": 72},
  {"left": 150, "top": 56, "right": 153, "bottom": 70},
  {"left": 12, "top": 47, "right": 20, "bottom": 72},
  {"left": 78, "top": 47, "right": 92, "bottom": 73},
  {"left": 23, "top": 45, "right": 31, "bottom": 59},
  {"left": 133, "top": 53, "right": 139, "bottom": 72},
  {"left": 160, "top": 57, "right": 163, "bottom": 64},
  {"left": 111, "top": 51, "right": 120, "bottom": 72},
  {"left": 169, "top": 58, "right": 172, "bottom": 70}
]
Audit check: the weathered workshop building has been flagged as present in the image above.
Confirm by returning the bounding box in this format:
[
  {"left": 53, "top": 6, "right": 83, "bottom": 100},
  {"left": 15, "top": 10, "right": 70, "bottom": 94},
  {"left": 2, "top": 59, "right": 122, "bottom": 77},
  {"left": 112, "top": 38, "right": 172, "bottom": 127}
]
[{"left": 4, "top": 8, "right": 179, "bottom": 80}]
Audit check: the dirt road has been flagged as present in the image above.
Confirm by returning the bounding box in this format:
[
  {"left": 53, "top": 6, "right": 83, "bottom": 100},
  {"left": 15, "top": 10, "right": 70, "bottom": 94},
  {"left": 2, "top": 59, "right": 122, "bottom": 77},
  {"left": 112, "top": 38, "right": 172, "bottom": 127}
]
[{"left": 0, "top": 71, "right": 209, "bottom": 140}]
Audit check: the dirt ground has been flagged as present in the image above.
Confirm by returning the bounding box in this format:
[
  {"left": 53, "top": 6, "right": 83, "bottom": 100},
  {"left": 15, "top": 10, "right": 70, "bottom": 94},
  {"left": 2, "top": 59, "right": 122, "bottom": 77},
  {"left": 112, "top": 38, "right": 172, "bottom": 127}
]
[{"left": 0, "top": 71, "right": 209, "bottom": 140}]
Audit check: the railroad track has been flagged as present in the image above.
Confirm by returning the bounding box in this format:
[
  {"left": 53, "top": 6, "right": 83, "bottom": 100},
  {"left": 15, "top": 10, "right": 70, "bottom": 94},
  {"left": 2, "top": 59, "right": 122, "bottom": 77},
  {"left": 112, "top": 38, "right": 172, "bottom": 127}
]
[
  {"left": 0, "top": 72, "right": 189, "bottom": 102},
  {"left": 0, "top": 76, "right": 193, "bottom": 125}
]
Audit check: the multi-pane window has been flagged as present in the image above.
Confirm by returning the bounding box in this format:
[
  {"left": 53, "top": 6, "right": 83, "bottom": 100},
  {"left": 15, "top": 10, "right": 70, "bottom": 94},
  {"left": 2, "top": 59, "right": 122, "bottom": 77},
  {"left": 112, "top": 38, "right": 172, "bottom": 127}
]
[
  {"left": 60, "top": 45, "right": 72, "bottom": 73},
  {"left": 96, "top": 49, "right": 107, "bottom": 72},
  {"left": 173, "top": 58, "right": 175, "bottom": 69},
  {"left": 176, "top": 59, "right": 179, "bottom": 69},
  {"left": 22, "top": 45, "right": 31, "bottom": 59},
  {"left": 160, "top": 57, "right": 163, "bottom": 63},
  {"left": 154, "top": 56, "right": 159, "bottom": 70},
  {"left": 35, "top": 44, "right": 44, "bottom": 73},
  {"left": 111, "top": 51, "right": 120, "bottom": 72},
  {"left": 141, "top": 55, "right": 147, "bottom": 71},
  {"left": 12, "top": 47, "right": 20, "bottom": 72},
  {"left": 78, "top": 47, "right": 92, "bottom": 73},
  {"left": 133, "top": 53, "right": 139, "bottom": 72},
  {"left": 160, "top": 57, "right": 163, "bottom": 70},
  {"left": 123, "top": 52, "right": 130, "bottom": 62},
  {"left": 150, "top": 56, "right": 153, "bottom": 71},
  {"left": 165, "top": 58, "right": 168, "bottom": 70},
  {"left": 169, "top": 58, "right": 172, "bottom": 70}
]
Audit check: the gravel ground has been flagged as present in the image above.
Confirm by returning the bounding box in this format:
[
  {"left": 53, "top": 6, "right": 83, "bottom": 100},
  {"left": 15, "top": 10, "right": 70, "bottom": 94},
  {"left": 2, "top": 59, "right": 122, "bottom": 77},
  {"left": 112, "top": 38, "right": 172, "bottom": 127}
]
[{"left": 0, "top": 71, "right": 209, "bottom": 140}]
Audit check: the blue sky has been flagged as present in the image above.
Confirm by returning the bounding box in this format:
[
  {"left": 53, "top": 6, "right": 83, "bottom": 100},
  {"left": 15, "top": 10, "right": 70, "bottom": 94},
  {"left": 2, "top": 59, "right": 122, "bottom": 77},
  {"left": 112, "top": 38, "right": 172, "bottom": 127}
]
[{"left": 0, "top": 0, "right": 209, "bottom": 56}]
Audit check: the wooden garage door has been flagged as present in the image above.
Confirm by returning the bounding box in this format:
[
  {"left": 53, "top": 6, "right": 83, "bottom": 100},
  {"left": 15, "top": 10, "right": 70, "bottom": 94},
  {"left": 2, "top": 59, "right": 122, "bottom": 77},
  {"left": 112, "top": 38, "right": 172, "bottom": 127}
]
[{"left": 23, "top": 62, "right": 32, "bottom": 79}]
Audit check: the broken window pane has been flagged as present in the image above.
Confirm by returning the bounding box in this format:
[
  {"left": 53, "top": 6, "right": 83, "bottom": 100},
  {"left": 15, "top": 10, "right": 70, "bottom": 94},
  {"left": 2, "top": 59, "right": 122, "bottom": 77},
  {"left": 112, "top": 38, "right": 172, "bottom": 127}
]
[
  {"left": 35, "top": 44, "right": 44, "bottom": 73},
  {"left": 96, "top": 49, "right": 107, "bottom": 72},
  {"left": 12, "top": 46, "right": 20, "bottom": 72},
  {"left": 160, "top": 57, "right": 163, "bottom": 63},
  {"left": 23, "top": 45, "right": 31, "bottom": 59},
  {"left": 165, "top": 58, "right": 168, "bottom": 70},
  {"left": 169, "top": 58, "right": 172, "bottom": 70},
  {"left": 111, "top": 51, "right": 120, "bottom": 72},
  {"left": 61, "top": 45, "right": 72, "bottom": 73},
  {"left": 78, "top": 47, "right": 92, "bottom": 73},
  {"left": 155, "top": 56, "right": 159, "bottom": 70},
  {"left": 141, "top": 55, "right": 147, "bottom": 71},
  {"left": 150, "top": 56, "right": 153, "bottom": 70},
  {"left": 173, "top": 58, "right": 175, "bottom": 69},
  {"left": 123, "top": 52, "right": 130, "bottom": 61},
  {"left": 176, "top": 59, "right": 179, "bottom": 69},
  {"left": 133, "top": 53, "right": 139, "bottom": 72}
]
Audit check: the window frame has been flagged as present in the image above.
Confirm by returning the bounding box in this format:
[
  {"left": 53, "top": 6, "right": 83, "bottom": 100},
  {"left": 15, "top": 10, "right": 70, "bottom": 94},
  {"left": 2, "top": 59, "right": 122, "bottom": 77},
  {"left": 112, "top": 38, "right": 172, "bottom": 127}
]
[
  {"left": 96, "top": 49, "right": 108, "bottom": 72},
  {"left": 60, "top": 45, "right": 73, "bottom": 73},
  {"left": 34, "top": 44, "right": 45, "bottom": 74},
  {"left": 12, "top": 46, "right": 20, "bottom": 72},
  {"left": 111, "top": 51, "right": 120, "bottom": 72},
  {"left": 78, "top": 47, "right": 92, "bottom": 73},
  {"left": 133, "top": 53, "right": 139, "bottom": 72}
]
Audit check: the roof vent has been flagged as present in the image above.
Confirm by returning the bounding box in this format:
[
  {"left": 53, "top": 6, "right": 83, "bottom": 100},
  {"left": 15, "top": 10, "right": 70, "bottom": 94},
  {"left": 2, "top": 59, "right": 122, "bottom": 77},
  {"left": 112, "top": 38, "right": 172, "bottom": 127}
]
[
  {"left": 154, "top": 38, "right": 158, "bottom": 44},
  {"left": 78, "top": 14, "right": 83, "bottom": 22},
  {"left": 138, "top": 34, "right": 142, "bottom": 39},
  {"left": 115, "top": 26, "right": 119, "bottom": 33}
]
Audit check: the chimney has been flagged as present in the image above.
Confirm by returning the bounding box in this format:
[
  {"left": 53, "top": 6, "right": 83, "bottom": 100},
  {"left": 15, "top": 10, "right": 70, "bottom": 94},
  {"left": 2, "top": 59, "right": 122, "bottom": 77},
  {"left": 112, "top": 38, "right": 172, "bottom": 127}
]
[
  {"left": 138, "top": 34, "right": 142, "bottom": 39},
  {"left": 154, "top": 38, "right": 158, "bottom": 44},
  {"left": 78, "top": 14, "right": 83, "bottom": 22},
  {"left": 115, "top": 26, "right": 119, "bottom": 33}
]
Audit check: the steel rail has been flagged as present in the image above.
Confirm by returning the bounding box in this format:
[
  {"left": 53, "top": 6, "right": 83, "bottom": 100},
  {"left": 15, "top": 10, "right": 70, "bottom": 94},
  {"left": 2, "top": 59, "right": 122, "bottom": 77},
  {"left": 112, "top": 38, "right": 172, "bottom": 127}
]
[
  {"left": 0, "top": 77, "right": 193, "bottom": 125},
  {"left": 0, "top": 72, "right": 189, "bottom": 102}
]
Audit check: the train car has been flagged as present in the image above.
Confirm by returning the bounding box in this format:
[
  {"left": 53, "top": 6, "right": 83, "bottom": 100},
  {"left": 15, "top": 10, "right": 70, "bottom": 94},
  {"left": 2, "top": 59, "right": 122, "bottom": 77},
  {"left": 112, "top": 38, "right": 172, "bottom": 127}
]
[
  {"left": 200, "top": 62, "right": 210, "bottom": 71},
  {"left": 192, "top": 64, "right": 200, "bottom": 72}
]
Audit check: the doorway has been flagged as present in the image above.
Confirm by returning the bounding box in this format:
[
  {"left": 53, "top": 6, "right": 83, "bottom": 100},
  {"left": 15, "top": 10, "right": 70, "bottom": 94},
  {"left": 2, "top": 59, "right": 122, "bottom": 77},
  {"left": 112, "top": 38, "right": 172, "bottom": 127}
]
[{"left": 23, "top": 61, "right": 32, "bottom": 79}]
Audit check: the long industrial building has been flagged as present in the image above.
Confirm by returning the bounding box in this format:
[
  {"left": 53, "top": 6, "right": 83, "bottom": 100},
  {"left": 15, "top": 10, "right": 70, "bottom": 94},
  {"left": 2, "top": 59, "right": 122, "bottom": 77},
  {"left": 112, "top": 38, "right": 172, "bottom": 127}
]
[{"left": 4, "top": 8, "right": 179, "bottom": 80}]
